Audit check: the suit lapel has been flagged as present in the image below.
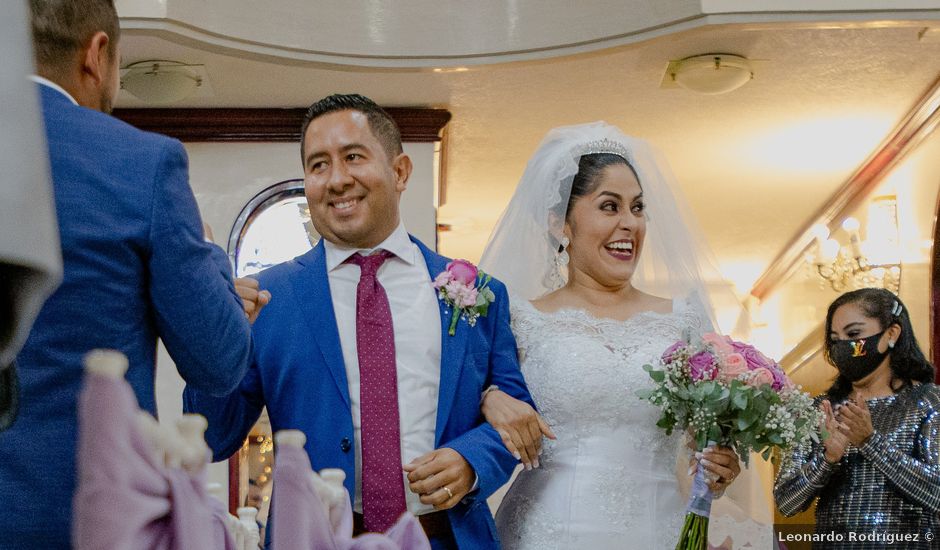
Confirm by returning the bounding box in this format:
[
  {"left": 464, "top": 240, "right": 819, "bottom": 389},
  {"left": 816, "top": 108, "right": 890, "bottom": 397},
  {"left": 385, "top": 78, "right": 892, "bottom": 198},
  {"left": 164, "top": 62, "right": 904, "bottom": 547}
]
[
  {"left": 293, "top": 243, "right": 351, "bottom": 408},
  {"left": 413, "top": 238, "right": 469, "bottom": 444}
]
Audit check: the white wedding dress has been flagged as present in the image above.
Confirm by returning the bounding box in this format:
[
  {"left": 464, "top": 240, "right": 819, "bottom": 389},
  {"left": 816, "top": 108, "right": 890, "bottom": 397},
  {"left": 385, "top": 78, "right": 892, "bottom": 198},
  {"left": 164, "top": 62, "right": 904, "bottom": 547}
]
[{"left": 495, "top": 297, "right": 769, "bottom": 550}]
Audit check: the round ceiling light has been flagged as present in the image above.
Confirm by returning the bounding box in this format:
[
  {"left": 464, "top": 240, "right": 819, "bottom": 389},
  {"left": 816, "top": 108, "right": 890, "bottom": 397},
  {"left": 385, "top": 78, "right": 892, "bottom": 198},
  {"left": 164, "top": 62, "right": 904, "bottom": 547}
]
[
  {"left": 120, "top": 60, "right": 202, "bottom": 104},
  {"left": 670, "top": 54, "right": 753, "bottom": 95}
]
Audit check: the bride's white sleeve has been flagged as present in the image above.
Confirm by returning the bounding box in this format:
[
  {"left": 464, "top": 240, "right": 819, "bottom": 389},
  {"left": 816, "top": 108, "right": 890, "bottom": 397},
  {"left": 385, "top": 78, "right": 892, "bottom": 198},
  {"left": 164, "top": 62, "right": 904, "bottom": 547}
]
[{"left": 507, "top": 292, "right": 539, "bottom": 364}]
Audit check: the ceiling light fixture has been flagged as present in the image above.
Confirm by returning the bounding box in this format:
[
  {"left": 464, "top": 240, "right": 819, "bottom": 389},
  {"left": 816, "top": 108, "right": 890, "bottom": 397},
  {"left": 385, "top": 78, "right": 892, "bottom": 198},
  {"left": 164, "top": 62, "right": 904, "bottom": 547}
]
[
  {"left": 120, "top": 60, "right": 203, "bottom": 104},
  {"left": 667, "top": 54, "right": 753, "bottom": 95}
]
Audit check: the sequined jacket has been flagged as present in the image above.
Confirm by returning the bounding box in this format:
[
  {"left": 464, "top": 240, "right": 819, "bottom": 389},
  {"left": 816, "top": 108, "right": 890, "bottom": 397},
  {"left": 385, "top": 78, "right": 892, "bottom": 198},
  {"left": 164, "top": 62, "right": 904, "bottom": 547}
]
[{"left": 774, "top": 383, "right": 940, "bottom": 548}]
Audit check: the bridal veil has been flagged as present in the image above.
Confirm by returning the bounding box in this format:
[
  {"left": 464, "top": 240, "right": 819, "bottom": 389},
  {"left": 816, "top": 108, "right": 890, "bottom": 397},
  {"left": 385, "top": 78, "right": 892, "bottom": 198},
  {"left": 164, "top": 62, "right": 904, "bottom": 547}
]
[{"left": 479, "top": 122, "right": 773, "bottom": 547}]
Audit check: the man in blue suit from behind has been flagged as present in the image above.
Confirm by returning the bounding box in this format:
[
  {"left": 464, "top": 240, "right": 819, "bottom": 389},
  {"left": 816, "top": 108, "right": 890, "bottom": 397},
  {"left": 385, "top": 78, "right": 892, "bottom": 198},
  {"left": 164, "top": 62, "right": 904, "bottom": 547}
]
[
  {"left": 0, "top": 2, "right": 255, "bottom": 548},
  {"left": 185, "top": 94, "right": 534, "bottom": 549}
]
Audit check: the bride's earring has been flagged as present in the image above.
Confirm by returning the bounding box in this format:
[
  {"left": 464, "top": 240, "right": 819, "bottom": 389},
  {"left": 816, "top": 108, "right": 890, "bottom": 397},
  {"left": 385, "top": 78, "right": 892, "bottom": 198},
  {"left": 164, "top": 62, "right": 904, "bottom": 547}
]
[
  {"left": 558, "top": 237, "right": 570, "bottom": 266},
  {"left": 550, "top": 237, "right": 570, "bottom": 290}
]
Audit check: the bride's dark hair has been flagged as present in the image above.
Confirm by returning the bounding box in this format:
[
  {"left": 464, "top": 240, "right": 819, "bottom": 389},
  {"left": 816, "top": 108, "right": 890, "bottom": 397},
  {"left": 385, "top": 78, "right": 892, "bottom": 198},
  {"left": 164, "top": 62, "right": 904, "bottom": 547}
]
[{"left": 565, "top": 153, "right": 640, "bottom": 221}]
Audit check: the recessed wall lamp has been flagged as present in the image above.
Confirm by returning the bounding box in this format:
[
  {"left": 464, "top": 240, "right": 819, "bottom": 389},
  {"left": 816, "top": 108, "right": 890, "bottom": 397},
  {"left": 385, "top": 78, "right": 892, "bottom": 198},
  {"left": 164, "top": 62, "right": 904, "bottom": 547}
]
[
  {"left": 664, "top": 54, "right": 754, "bottom": 95},
  {"left": 120, "top": 60, "right": 204, "bottom": 104}
]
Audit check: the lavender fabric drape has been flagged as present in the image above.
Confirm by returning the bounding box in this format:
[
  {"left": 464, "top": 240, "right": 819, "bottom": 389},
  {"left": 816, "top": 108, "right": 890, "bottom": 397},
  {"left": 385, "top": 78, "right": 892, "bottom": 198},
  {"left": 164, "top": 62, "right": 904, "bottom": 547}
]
[
  {"left": 73, "top": 368, "right": 231, "bottom": 550},
  {"left": 272, "top": 440, "right": 430, "bottom": 550}
]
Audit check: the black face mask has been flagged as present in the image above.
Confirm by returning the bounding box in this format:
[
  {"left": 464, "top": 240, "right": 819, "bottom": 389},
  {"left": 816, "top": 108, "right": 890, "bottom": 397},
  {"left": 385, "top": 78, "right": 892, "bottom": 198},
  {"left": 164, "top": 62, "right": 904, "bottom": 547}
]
[{"left": 830, "top": 330, "right": 889, "bottom": 382}]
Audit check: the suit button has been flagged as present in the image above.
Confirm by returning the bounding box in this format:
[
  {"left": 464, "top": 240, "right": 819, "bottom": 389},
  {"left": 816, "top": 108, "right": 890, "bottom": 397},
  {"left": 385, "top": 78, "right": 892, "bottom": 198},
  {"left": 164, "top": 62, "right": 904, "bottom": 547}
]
[{"left": 340, "top": 437, "right": 351, "bottom": 453}]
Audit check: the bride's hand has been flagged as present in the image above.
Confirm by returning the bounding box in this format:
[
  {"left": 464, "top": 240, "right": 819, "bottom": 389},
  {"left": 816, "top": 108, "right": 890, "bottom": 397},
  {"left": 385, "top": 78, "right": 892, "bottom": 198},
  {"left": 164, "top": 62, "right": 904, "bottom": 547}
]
[
  {"left": 481, "top": 389, "right": 555, "bottom": 469},
  {"left": 696, "top": 446, "right": 741, "bottom": 494}
]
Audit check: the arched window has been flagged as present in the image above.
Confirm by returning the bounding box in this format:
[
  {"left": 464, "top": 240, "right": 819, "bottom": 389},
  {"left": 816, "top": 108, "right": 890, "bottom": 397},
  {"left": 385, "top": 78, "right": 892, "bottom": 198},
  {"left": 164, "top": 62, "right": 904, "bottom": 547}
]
[
  {"left": 227, "top": 179, "right": 319, "bottom": 277},
  {"left": 224, "top": 179, "right": 320, "bottom": 524}
]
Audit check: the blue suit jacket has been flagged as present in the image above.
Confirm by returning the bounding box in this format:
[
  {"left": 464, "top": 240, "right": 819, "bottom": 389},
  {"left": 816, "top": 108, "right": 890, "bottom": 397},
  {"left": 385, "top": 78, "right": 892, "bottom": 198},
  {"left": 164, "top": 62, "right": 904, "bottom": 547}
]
[
  {"left": 185, "top": 237, "right": 534, "bottom": 549},
  {"left": 0, "top": 84, "right": 252, "bottom": 549}
]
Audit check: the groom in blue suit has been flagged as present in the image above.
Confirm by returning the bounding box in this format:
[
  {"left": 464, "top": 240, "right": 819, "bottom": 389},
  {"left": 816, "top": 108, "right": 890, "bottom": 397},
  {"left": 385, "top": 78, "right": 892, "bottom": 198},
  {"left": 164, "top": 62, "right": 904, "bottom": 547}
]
[{"left": 185, "top": 94, "right": 533, "bottom": 549}]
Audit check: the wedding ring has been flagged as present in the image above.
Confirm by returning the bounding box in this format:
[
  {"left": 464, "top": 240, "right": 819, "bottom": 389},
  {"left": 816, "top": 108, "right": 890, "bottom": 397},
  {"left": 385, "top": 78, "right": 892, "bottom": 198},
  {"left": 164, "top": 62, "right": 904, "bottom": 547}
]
[{"left": 442, "top": 486, "right": 454, "bottom": 499}]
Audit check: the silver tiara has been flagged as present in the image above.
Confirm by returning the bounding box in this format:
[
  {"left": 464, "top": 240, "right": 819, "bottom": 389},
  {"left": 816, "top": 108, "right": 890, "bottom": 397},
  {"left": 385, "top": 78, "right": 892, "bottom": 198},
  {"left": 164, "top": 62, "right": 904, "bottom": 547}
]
[{"left": 573, "top": 138, "right": 630, "bottom": 160}]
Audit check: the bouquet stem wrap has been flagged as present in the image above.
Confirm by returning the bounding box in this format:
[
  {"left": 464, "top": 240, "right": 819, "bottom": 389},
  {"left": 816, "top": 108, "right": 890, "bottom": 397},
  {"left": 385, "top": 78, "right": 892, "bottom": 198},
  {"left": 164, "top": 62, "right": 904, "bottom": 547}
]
[
  {"left": 686, "top": 460, "right": 714, "bottom": 518},
  {"left": 676, "top": 442, "right": 715, "bottom": 550}
]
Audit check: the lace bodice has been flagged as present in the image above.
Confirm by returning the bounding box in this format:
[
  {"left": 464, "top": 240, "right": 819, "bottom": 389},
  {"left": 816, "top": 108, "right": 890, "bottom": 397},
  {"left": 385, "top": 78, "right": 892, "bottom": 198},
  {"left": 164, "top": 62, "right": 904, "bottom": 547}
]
[
  {"left": 496, "top": 296, "right": 773, "bottom": 550},
  {"left": 496, "top": 296, "right": 705, "bottom": 549},
  {"left": 511, "top": 297, "right": 703, "bottom": 456}
]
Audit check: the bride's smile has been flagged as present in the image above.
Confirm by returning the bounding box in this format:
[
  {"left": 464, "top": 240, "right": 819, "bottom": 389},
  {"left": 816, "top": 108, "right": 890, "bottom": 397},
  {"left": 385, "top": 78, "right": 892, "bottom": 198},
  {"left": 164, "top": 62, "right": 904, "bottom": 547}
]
[{"left": 564, "top": 162, "right": 646, "bottom": 289}]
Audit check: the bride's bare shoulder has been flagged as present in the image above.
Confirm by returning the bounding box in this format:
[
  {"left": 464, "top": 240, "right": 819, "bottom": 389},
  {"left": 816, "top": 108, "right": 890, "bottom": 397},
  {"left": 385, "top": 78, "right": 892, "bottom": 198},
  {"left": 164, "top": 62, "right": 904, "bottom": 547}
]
[
  {"left": 636, "top": 291, "right": 672, "bottom": 314},
  {"left": 530, "top": 289, "right": 568, "bottom": 313}
]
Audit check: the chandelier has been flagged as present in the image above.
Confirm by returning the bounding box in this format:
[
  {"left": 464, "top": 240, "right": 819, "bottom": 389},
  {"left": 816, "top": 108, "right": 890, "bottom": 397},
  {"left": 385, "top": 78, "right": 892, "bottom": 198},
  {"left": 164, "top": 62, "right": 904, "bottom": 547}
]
[{"left": 807, "top": 196, "right": 901, "bottom": 293}]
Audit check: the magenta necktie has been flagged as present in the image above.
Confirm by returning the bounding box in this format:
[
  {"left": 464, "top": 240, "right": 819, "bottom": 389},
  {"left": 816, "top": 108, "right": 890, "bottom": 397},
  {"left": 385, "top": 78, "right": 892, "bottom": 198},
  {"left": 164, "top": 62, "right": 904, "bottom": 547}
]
[{"left": 345, "top": 250, "right": 407, "bottom": 532}]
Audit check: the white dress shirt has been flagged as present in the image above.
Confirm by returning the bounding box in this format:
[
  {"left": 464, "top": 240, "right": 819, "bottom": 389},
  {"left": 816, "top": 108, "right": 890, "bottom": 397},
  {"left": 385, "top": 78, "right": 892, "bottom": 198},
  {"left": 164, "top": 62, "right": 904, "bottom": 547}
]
[
  {"left": 324, "top": 222, "right": 443, "bottom": 516},
  {"left": 29, "top": 75, "right": 78, "bottom": 105}
]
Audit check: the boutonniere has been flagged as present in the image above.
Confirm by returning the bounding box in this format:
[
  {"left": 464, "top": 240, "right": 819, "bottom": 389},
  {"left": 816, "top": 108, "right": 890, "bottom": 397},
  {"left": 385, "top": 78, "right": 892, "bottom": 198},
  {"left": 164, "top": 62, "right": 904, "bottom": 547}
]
[{"left": 432, "top": 259, "right": 496, "bottom": 336}]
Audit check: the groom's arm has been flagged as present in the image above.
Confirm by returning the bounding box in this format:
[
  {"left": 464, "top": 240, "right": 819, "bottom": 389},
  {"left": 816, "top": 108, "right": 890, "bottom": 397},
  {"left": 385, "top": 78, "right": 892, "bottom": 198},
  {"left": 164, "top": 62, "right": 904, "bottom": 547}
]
[
  {"left": 443, "top": 423, "right": 520, "bottom": 501},
  {"left": 482, "top": 281, "right": 535, "bottom": 406},
  {"left": 443, "top": 281, "right": 534, "bottom": 500},
  {"left": 407, "top": 280, "right": 534, "bottom": 505}
]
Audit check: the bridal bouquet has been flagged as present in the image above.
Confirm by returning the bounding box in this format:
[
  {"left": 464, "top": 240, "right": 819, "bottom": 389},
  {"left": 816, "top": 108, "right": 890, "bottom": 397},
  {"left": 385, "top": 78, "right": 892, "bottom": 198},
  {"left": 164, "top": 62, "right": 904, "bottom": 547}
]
[{"left": 637, "top": 333, "right": 821, "bottom": 550}]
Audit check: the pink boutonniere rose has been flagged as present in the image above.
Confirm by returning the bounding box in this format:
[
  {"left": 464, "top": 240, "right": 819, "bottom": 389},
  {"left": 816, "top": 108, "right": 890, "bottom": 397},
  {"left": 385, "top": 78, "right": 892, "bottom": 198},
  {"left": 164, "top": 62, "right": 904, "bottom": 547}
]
[{"left": 433, "top": 259, "right": 496, "bottom": 335}]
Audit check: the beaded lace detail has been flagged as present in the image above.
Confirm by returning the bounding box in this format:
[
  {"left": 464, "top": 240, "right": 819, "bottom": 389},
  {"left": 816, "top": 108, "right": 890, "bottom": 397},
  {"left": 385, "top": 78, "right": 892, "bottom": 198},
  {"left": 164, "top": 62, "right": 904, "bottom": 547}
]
[{"left": 496, "top": 296, "right": 701, "bottom": 549}]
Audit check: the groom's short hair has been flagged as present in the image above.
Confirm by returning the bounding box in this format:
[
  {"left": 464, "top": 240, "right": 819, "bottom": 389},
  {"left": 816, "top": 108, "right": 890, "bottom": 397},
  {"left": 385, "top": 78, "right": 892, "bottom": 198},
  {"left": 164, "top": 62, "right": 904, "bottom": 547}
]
[
  {"left": 300, "top": 94, "right": 403, "bottom": 163},
  {"left": 29, "top": 0, "right": 120, "bottom": 76}
]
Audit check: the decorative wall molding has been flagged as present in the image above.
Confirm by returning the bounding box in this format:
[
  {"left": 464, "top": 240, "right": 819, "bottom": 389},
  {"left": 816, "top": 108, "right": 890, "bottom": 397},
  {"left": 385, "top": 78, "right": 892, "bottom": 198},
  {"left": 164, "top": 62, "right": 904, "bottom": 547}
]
[
  {"left": 112, "top": 107, "right": 451, "bottom": 143},
  {"left": 750, "top": 75, "right": 940, "bottom": 300}
]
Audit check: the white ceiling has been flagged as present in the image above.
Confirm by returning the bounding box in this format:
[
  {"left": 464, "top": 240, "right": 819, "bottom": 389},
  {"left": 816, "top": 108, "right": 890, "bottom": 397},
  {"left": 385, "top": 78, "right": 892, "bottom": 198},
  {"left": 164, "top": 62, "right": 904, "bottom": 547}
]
[{"left": 117, "top": 17, "right": 940, "bottom": 295}]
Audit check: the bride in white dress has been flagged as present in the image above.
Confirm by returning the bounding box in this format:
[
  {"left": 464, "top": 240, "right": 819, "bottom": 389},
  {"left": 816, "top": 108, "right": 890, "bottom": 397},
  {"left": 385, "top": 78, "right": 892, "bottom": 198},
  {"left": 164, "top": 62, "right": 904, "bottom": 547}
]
[{"left": 477, "top": 123, "right": 771, "bottom": 549}]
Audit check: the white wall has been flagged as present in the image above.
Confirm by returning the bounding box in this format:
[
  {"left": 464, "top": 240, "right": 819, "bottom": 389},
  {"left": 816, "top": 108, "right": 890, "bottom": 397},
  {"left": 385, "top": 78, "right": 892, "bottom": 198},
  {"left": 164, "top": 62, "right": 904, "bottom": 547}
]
[{"left": 154, "top": 141, "right": 438, "bottom": 488}]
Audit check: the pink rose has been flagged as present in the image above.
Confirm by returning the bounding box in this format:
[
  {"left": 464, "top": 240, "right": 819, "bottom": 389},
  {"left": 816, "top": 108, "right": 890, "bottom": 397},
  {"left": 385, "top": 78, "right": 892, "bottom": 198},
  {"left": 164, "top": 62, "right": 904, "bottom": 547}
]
[
  {"left": 719, "top": 353, "right": 748, "bottom": 382},
  {"left": 770, "top": 367, "right": 791, "bottom": 391},
  {"left": 446, "top": 259, "right": 478, "bottom": 285},
  {"left": 702, "top": 332, "right": 733, "bottom": 357},
  {"left": 747, "top": 367, "right": 775, "bottom": 388},
  {"left": 662, "top": 341, "right": 685, "bottom": 363},
  {"left": 688, "top": 351, "right": 718, "bottom": 381},
  {"left": 732, "top": 341, "right": 775, "bottom": 371}
]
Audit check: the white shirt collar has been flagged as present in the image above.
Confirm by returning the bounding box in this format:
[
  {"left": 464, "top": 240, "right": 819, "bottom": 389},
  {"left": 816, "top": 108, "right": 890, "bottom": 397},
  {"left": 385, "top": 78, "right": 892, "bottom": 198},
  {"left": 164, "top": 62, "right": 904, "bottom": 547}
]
[
  {"left": 30, "top": 75, "right": 79, "bottom": 106},
  {"left": 324, "top": 221, "right": 417, "bottom": 272}
]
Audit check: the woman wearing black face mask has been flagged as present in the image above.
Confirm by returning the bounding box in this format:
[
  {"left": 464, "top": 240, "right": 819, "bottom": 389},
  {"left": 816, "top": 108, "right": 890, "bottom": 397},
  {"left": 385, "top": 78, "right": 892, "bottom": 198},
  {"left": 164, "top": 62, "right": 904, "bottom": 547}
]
[{"left": 774, "top": 288, "right": 940, "bottom": 548}]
